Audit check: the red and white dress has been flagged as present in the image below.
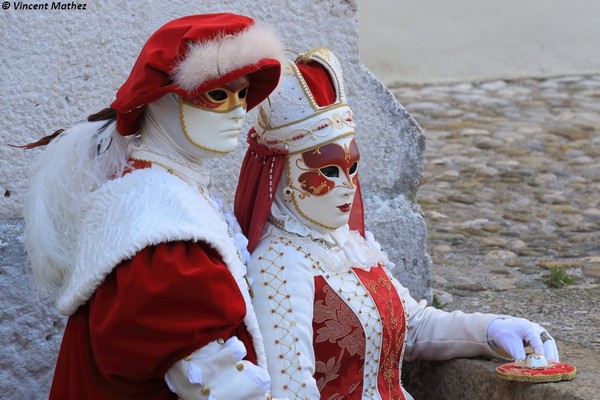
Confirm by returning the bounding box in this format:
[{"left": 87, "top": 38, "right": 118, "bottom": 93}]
[
  {"left": 48, "top": 151, "right": 268, "bottom": 399},
  {"left": 249, "top": 207, "right": 501, "bottom": 400}
]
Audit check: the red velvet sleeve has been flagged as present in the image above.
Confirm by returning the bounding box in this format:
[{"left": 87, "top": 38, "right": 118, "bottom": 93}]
[{"left": 88, "top": 240, "right": 247, "bottom": 385}]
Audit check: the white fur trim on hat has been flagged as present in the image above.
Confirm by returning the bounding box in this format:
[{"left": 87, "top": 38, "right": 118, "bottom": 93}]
[{"left": 173, "top": 23, "right": 284, "bottom": 91}]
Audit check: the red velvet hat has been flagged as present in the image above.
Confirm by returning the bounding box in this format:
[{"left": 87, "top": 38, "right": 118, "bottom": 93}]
[{"left": 110, "top": 13, "right": 284, "bottom": 136}]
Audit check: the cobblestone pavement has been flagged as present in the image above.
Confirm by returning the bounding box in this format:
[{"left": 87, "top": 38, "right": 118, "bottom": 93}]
[{"left": 390, "top": 75, "right": 600, "bottom": 350}]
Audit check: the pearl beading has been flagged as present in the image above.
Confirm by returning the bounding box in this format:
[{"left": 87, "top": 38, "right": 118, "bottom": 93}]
[
  {"left": 256, "top": 237, "right": 313, "bottom": 399},
  {"left": 257, "top": 106, "right": 355, "bottom": 153},
  {"left": 254, "top": 48, "right": 355, "bottom": 153}
]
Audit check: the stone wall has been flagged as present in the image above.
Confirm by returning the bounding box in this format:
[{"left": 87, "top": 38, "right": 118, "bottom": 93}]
[{"left": 0, "top": 1, "right": 428, "bottom": 398}]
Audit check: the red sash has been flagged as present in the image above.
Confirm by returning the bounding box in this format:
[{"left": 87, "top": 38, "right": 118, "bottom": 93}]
[{"left": 312, "top": 265, "right": 406, "bottom": 399}]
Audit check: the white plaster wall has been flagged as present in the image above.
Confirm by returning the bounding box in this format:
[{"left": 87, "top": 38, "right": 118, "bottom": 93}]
[
  {"left": 360, "top": 0, "right": 600, "bottom": 85},
  {"left": 0, "top": 1, "right": 429, "bottom": 398}
]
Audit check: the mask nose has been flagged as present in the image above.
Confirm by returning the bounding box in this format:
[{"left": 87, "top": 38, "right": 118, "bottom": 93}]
[
  {"left": 229, "top": 106, "right": 246, "bottom": 124},
  {"left": 223, "top": 90, "right": 248, "bottom": 112},
  {"left": 341, "top": 171, "right": 357, "bottom": 190},
  {"left": 340, "top": 184, "right": 357, "bottom": 197}
]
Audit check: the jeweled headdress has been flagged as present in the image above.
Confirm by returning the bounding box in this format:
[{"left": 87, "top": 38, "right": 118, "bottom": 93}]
[
  {"left": 235, "top": 48, "right": 364, "bottom": 252},
  {"left": 253, "top": 48, "right": 356, "bottom": 153}
]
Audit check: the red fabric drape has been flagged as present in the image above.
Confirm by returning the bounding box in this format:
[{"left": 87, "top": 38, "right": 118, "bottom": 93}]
[
  {"left": 349, "top": 181, "right": 365, "bottom": 236},
  {"left": 235, "top": 129, "right": 287, "bottom": 252},
  {"left": 50, "top": 241, "right": 255, "bottom": 399}
]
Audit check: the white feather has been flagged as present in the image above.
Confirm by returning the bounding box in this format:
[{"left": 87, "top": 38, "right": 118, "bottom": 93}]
[{"left": 23, "top": 120, "right": 128, "bottom": 298}]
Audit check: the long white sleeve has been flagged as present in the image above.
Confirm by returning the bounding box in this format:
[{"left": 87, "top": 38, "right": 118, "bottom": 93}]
[
  {"left": 389, "top": 276, "right": 501, "bottom": 361},
  {"left": 248, "top": 236, "right": 320, "bottom": 399}
]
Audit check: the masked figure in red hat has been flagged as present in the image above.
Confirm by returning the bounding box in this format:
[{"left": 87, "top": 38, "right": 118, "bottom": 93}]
[
  {"left": 23, "top": 14, "right": 284, "bottom": 399},
  {"left": 234, "top": 48, "right": 560, "bottom": 399}
]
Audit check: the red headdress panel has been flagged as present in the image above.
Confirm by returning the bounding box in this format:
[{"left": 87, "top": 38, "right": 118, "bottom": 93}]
[
  {"left": 110, "top": 13, "right": 284, "bottom": 136},
  {"left": 235, "top": 48, "right": 365, "bottom": 252}
]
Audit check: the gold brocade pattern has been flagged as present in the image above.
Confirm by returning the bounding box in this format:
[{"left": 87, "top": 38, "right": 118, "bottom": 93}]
[
  {"left": 313, "top": 265, "right": 407, "bottom": 399},
  {"left": 329, "top": 270, "right": 381, "bottom": 396},
  {"left": 360, "top": 267, "right": 407, "bottom": 398}
]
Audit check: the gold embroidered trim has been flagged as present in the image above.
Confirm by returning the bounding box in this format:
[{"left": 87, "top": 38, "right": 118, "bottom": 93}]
[{"left": 178, "top": 97, "right": 231, "bottom": 155}]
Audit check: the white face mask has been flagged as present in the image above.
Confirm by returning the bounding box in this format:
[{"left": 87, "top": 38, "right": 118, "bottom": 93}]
[
  {"left": 178, "top": 76, "right": 249, "bottom": 156},
  {"left": 283, "top": 135, "right": 360, "bottom": 232}
]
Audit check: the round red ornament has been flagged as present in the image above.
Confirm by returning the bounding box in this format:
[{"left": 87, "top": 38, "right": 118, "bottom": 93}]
[{"left": 496, "top": 360, "right": 576, "bottom": 383}]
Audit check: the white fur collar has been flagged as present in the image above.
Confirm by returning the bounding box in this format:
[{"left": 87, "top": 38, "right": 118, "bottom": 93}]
[{"left": 56, "top": 168, "right": 266, "bottom": 367}]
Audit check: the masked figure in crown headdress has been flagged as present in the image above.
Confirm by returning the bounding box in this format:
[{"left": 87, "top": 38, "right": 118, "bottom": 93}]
[{"left": 234, "top": 47, "right": 560, "bottom": 399}]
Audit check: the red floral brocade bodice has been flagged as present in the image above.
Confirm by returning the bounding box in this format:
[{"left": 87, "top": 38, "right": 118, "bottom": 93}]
[{"left": 312, "top": 264, "right": 407, "bottom": 399}]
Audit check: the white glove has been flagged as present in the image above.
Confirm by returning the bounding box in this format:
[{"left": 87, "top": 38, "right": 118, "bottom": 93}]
[
  {"left": 487, "top": 317, "right": 559, "bottom": 362},
  {"left": 165, "top": 337, "right": 272, "bottom": 399}
]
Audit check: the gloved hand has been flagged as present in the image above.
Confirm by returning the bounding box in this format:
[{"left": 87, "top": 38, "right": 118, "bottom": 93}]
[
  {"left": 165, "top": 337, "right": 272, "bottom": 400},
  {"left": 487, "top": 317, "right": 559, "bottom": 362}
]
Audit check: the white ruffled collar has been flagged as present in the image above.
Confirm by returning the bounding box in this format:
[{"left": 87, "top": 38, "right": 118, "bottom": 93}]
[{"left": 269, "top": 201, "right": 390, "bottom": 273}]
